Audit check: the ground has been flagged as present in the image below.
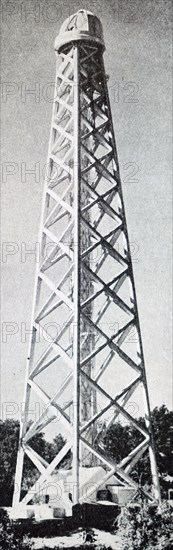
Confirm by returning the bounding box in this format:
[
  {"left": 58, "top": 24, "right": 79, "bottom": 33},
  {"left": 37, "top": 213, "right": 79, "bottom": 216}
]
[{"left": 31, "top": 528, "right": 121, "bottom": 549}]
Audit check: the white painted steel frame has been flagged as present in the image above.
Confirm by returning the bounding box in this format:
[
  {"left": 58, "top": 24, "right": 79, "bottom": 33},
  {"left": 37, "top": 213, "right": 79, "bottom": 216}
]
[{"left": 13, "top": 39, "right": 161, "bottom": 508}]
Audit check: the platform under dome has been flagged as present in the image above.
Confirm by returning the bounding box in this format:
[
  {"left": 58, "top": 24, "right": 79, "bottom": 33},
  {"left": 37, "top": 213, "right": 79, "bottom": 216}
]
[{"left": 55, "top": 9, "right": 105, "bottom": 52}]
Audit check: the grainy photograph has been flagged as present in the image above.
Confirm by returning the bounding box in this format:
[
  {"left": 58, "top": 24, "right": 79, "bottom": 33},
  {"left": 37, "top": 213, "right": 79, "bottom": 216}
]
[{"left": 0, "top": 1, "right": 172, "bottom": 548}]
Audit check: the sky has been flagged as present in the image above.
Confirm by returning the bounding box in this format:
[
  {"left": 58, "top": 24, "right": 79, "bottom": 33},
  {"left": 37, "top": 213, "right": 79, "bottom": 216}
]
[{"left": 0, "top": 0, "right": 172, "bottom": 431}]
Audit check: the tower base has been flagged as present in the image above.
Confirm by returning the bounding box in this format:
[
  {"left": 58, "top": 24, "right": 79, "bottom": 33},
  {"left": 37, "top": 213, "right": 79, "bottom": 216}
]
[{"left": 10, "top": 466, "right": 137, "bottom": 521}]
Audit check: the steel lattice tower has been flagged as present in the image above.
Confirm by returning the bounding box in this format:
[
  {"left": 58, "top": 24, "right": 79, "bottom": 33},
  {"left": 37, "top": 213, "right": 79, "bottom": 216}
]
[{"left": 13, "top": 9, "right": 161, "bottom": 509}]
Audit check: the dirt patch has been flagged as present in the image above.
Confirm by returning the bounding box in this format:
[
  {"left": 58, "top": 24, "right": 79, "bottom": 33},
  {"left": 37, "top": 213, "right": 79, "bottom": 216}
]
[{"left": 32, "top": 528, "right": 122, "bottom": 549}]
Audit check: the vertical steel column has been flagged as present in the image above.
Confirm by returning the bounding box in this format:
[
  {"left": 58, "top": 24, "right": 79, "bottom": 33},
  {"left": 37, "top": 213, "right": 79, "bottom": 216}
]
[
  {"left": 102, "top": 59, "right": 161, "bottom": 503},
  {"left": 142, "top": 378, "right": 161, "bottom": 503},
  {"left": 73, "top": 44, "right": 80, "bottom": 504},
  {"left": 12, "top": 68, "right": 58, "bottom": 507},
  {"left": 12, "top": 447, "right": 24, "bottom": 507}
]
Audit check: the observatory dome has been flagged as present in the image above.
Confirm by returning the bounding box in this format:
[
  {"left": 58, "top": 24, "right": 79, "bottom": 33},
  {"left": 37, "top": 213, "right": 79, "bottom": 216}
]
[{"left": 55, "top": 9, "right": 105, "bottom": 52}]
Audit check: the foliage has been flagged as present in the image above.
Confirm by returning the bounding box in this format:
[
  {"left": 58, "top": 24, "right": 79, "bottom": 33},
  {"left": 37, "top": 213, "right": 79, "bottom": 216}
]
[
  {"left": 0, "top": 420, "right": 20, "bottom": 506},
  {"left": 0, "top": 509, "right": 33, "bottom": 550},
  {"left": 0, "top": 419, "right": 71, "bottom": 506},
  {"left": 0, "top": 405, "right": 172, "bottom": 506},
  {"left": 151, "top": 406, "right": 173, "bottom": 477},
  {"left": 117, "top": 501, "right": 173, "bottom": 550},
  {"left": 102, "top": 405, "right": 173, "bottom": 495}
]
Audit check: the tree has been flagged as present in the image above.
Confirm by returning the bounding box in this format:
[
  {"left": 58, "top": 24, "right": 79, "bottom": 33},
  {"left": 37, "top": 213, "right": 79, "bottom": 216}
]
[
  {"left": 0, "top": 405, "right": 172, "bottom": 505},
  {"left": 0, "top": 419, "right": 67, "bottom": 506},
  {"left": 117, "top": 501, "right": 173, "bottom": 550},
  {"left": 101, "top": 405, "right": 173, "bottom": 495},
  {"left": 0, "top": 509, "right": 33, "bottom": 550},
  {"left": 0, "top": 420, "right": 20, "bottom": 506},
  {"left": 151, "top": 406, "right": 173, "bottom": 477},
  {"left": 51, "top": 434, "right": 72, "bottom": 470},
  {"left": 99, "top": 422, "right": 144, "bottom": 465}
]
